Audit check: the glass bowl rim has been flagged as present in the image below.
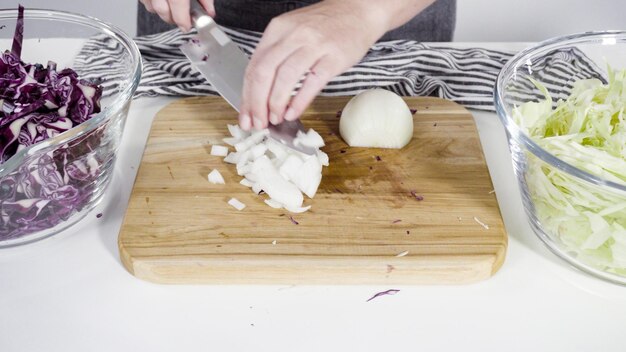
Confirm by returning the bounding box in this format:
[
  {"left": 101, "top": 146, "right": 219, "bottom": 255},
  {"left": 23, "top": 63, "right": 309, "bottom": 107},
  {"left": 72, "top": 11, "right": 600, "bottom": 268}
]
[
  {"left": 0, "top": 7, "right": 142, "bottom": 177},
  {"left": 494, "top": 30, "right": 626, "bottom": 193}
]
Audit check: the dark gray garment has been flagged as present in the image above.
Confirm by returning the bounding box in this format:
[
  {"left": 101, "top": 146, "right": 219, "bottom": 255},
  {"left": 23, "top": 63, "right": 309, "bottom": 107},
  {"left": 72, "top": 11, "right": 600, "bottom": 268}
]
[{"left": 137, "top": 0, "right": 456, "bottom": 41}]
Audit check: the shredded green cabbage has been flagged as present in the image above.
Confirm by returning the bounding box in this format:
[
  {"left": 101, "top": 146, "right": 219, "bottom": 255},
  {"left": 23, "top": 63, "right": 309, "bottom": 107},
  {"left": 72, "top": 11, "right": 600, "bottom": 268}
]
[{"left": 514, "top": 67, "right": 626, "bottom": 274}]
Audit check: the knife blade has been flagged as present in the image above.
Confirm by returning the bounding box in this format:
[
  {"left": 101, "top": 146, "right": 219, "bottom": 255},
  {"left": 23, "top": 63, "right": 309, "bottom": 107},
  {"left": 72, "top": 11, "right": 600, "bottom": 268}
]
[{"left": 181, "top": 1, "right": 316, "bottom": 155}]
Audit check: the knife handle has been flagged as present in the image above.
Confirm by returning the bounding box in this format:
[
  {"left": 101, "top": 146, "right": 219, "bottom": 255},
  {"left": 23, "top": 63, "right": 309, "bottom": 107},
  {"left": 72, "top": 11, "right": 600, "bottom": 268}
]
[{"left": 190, "top": 0, "right": 214, "bottom": 28}]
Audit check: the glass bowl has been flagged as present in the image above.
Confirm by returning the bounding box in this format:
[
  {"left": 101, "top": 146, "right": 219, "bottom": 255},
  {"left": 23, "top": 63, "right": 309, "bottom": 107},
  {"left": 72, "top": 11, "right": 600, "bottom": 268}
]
[
  {"left": 0, "top": 8, "right": 141, "bottom": 247},
  {"left": 495, "top": 31, "right": 626, "bottom": 284}
]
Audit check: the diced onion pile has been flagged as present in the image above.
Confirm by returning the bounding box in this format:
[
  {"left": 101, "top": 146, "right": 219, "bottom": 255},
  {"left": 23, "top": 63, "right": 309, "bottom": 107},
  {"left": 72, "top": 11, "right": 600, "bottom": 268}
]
[{"left": 216, "top": 124, "right": 327, "bottom": 213}]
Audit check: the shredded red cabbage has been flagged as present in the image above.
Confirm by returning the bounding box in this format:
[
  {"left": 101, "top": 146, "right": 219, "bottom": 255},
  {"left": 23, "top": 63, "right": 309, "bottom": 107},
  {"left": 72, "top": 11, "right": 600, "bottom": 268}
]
[
  {"left": 10, "top": 5, "right": 23, "bottom": 58},
  {"left": 410, "top": 190, "right": 424, "bottom": 201},
  {"left": 0, "top": 5, "right": 104, "bottom": 241},
  {"left": 366, "top": 289, "right": 400, "bottom": 302},
  {"left": 288, "top": 215, "right": 299, "bottom": 225}
]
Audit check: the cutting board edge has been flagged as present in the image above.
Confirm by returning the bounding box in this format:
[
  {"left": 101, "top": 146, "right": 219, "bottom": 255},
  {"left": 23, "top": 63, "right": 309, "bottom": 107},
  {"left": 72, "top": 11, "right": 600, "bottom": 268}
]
[{"left": 117, "top": 244, "right": 507, "bottom": 285}]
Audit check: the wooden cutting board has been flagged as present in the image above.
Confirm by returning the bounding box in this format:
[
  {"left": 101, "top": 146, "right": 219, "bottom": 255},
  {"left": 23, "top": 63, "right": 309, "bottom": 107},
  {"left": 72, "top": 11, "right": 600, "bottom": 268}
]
[{"left": 118, "top": 96, "right": 507, "bottom": 284}]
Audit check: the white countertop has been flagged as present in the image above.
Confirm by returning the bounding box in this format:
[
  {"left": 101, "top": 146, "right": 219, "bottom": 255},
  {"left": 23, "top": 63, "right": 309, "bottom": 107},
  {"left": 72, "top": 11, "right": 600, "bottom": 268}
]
[{"left": 2, "top": 42, "right": 626, "bottom": 352}]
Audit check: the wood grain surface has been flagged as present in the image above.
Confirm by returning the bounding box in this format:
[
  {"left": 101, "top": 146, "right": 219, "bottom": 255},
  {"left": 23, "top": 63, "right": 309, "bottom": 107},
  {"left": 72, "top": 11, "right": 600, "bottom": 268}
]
[{"left": 118, "top": 96, "right": 507, "bottom": 284}]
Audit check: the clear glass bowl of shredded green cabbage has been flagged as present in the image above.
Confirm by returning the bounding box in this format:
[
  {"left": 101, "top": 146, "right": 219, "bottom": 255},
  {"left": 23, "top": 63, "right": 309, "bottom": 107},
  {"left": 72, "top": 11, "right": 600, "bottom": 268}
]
[
  {"left": 495, "top": 31, "right": 626, "bottom": 284},
  {"left": 0, "top": 8, "right": 141, "bottom": 247}
]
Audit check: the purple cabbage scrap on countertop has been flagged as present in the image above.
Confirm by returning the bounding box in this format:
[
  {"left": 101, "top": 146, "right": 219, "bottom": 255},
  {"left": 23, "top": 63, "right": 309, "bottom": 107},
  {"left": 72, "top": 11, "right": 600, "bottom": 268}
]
[{"left": 0, "top": 5, "right": 104, "bottom": 241}]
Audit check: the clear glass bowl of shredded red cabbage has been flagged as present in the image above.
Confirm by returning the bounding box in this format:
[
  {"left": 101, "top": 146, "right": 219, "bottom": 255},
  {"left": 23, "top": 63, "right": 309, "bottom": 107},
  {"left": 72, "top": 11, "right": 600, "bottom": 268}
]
[
  {"left": 0, "top": 7, "right": 141, "bottom": 247},
  {"left": 495, "top": 31, "right": 626, "bottom": 284}
]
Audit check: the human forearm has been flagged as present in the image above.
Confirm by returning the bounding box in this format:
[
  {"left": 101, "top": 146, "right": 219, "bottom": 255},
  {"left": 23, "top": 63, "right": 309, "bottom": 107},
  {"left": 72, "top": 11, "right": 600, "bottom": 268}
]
[{"left": 327, "top": 0, "right": 437, "bottom": 34}]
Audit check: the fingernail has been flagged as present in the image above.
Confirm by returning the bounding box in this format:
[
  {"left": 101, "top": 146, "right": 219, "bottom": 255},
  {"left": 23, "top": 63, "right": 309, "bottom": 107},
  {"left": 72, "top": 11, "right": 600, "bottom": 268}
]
[
  {"left": 269, "top": 113, "right": 279, "bottom": 125},
  {"left": 239, "top": 114, "right": 251, "bottom": 130},
  {"left": 253, "top": 117, "right": 263, "bottom": 129},
  {"left": 284, "top": 107, "right": 298, "bottom": 121}
]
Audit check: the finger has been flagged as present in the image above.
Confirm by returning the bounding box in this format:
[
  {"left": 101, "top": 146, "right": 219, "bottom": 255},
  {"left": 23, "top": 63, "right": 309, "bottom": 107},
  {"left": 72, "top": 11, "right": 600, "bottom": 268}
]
[
  {"left": 267, "top": 47, "right": 319, "bottom": 125},
  {"left": 239, "top": 113, "right": 252, "bottom": 131},
  {"left": 168, "top": 0, "right": 191, "bottom": 31},
  {"left": 151, "top": 0, "right": 173, "bottom": 24},
  {"left": 141, "top": 0, "right": 155, "bottom": 13},
  {"left": 283, "top": 56, "right": 336, "bottom": 121},
  {"left": 240, "top": 40, "right": 300, "bottom": 130},
  {"left": 199, "top": 0, "right": 216, "bottom": 17}
]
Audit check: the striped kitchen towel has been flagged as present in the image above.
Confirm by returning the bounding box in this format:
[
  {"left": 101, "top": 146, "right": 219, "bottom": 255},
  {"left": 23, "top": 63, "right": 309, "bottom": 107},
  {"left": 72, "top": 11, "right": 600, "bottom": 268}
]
[{"left": 75, "top": 28, "right": 604, "bottom": 112}]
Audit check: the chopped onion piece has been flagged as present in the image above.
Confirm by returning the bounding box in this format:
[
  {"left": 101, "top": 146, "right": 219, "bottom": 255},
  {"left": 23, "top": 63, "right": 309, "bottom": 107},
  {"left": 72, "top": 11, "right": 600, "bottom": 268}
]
[
  {"left": 228, "top": 198, "right": 246, "bottom": 211},
  {"left": 210, "top": 145, "right": 229, "bottom": 157},
  {"left": 317, "top": 150, "right": 329, "bottom": 166},
  {"left": 236, "top": 162, "right": 252, "bottom": 176},
  {"left": 208, "top": 169, "right": 225, "bottom": 184},
  {"left": 294, "top": 129, "right": 325, "bottom": 148},
  {"left": 265, "top": 138, "right": 289, "bottom": 160},
  {"left": 285, "top": 205, "right": 311, "bottom": 213},
  {"left": 244, "top": 173, "right": 258, "bottom": 182},
  {"left": 264, "top": 199, "right": 283, "bottom": 209},
  {"left": 278, "top": 154, "right": 304, "bottom": 181},
  {"left": 238, "top": 150, "right": 254, "bottom": 167},
  {"left": 251, "top": 182, "right": 263, "bottom": 195},
  {"left": 240, "top": 178, "right": 253, "bottom": 187},
  {"left": 235, "top": 129, "right": 270, "bottom": 152},
  {"left": 272, "top": 155, "right": 287, "bottom": 169},
  {"left": 250, "top": 144, "right": 268, "bottom": 159},
  {"left": 223, "top": 137, "right": 239, "bottom": 146},
  {"left": 292, "top": 156, "right": 322, "bottom": 198},
  {"left": 252, "top": 156, "right": 303, "bottom": 208},
  {"left": 223, "top": 152, "right": 239, "bottom": 164},
  {"left": 395, "top": 250, "right": 409, "bottom": 257},
  {"left": 227, "top": 124, "right": 248, "bottom": 140}
]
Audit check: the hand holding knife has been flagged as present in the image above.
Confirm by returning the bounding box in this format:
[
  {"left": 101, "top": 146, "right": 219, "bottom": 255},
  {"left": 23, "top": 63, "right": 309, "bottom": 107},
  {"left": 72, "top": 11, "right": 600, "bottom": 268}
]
[{"left": 181, "top": 0, "right": 315, "bottom": 155}]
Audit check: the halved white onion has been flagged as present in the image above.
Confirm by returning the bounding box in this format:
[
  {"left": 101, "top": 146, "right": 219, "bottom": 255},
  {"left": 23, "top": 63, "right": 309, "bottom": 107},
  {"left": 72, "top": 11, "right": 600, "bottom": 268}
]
[{"left": 339, "top": 89, "right": 413, "bottom": 149}]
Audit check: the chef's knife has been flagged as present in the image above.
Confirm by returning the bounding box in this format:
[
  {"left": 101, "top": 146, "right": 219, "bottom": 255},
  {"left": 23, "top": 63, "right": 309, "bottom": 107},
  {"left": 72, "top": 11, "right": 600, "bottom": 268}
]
[{"left": 181, "top": 1, "right": 316, "bottom": 155}]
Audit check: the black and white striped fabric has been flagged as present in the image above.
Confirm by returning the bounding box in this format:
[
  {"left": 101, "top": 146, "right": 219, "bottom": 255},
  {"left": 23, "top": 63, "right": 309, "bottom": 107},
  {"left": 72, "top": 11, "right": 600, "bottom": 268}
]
[{"left": 76, "top": 28, "right": 603, "bottom": 112}]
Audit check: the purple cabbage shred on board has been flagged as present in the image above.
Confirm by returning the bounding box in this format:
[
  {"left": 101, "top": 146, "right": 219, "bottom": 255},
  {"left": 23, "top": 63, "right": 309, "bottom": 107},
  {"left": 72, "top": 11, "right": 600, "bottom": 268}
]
[
  {"left": 0, "top": 5, "right": 104, "bottom": 241},
  {"left": 366, "top": 289, "right": 400, "bottom": 302},
  {"left": 410, "top": 190, "right": 424, "bottom": 201}
]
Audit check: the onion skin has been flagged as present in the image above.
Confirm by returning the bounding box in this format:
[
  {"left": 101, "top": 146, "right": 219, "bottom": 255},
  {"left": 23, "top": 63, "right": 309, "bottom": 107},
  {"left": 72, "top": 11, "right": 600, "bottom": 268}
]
[{"left": 339, "top": 89, "right": 414, "bottom": 149}]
